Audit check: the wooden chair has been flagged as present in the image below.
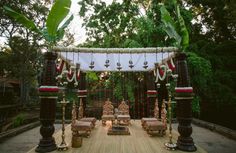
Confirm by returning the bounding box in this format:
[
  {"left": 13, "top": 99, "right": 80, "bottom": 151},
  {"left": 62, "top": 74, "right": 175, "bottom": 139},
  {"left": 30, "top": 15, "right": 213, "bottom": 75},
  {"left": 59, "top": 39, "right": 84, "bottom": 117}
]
[
  {"left": 141, "top": 98, "right": 159, "bottom": 129},
  {"left": 145, "top": 100, "right": 167, "bottom": 136},
  {"left": 117, "top": 99, "right": 131, "bottom": 125},
  {"left": 71, "top": 102, "right": 93, "bottom": 137},
  {"left": 78, "top": 98, "right": 96, "bottom": 128},
  {"left": 101, "top": 98, "right": 115, "bottom": 125}
]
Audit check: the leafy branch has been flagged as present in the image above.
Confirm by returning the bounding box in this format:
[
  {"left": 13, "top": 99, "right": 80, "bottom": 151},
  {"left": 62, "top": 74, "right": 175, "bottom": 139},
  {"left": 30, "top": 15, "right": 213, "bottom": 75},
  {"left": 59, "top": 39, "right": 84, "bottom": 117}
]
[
  {"left": 160, "top": 1, "right": 189, "bottom": 51},
  {"left": 3, "top": 0, "right": 74, "bottom": 51}
]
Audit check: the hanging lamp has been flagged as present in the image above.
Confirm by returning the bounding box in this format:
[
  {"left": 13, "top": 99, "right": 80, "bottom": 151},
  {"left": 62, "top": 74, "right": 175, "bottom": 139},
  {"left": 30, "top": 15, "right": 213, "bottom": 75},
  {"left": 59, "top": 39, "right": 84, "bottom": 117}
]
[
  {"left": 104, "top": 50, "right": 110, "bottom": 68},
  {"left": 143, "top": 52, "right": 148, "bottom": 69},
  {"left": 89, "top": 52, "right": 95, "bottom": 69},
  {"left": 129, "top": 50, "right": 134, "bottom": 69},
  {"left": 117, "top": 51, "right": 122, "bottom": 70}
]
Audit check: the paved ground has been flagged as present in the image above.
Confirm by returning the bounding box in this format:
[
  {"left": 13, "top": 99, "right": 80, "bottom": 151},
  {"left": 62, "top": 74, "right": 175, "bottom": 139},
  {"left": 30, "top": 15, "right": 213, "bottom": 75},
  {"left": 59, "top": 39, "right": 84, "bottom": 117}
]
[
  {"left": 172, "top": 124, "right": 236, "bottom": 153},
  {"left": 0, "top": 124, "right": 62, "bottom": 153},
  {"left": 0, "top": 123, "right": 235, "bottom": 153}
]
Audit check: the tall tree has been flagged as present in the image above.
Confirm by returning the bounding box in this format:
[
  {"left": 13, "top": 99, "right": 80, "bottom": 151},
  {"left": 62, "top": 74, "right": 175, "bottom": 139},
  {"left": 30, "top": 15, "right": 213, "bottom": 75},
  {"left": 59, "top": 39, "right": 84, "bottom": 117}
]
[
  {"left": 0, "top": 0, "right": 49, "bottom": 104},
  {"left": 78, "top": 0, "right": 140, "bottom": 47},
  {"left": 186, "top": 0, "right": 236, "bottom": 42}
]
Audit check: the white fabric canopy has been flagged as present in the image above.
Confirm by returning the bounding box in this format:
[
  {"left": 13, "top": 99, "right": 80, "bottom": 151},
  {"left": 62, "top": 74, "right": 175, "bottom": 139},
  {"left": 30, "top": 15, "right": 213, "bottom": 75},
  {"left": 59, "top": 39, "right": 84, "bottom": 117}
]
[{"left": 60, "top": 52, "right": 175, "bottom": 72}]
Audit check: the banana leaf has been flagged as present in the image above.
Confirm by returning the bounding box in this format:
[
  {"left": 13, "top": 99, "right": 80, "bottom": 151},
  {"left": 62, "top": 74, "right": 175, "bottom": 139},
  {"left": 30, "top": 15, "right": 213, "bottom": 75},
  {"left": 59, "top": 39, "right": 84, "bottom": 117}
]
[
  {"left": 3, "top": 6, "right": 40, "bottom": 34},
  {"left": 46, "top": 0, "right": 71, "bottom": 38},
  {"left": 160, "top": 5, "right": 181, "bottom": 47},
  {"left": 56, "top": 15, "right": 74, "bottom": 41},
  {"left": 176, "top": 5, "right": 189, "bottom": 51}
]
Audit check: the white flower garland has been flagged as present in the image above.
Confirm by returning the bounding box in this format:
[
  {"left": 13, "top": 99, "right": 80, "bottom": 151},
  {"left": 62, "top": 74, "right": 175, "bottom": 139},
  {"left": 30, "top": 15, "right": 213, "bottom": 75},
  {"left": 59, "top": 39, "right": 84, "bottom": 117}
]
[
  {"left": 154, "top": 68, "right": 158, "bottom": 83},
  {"left": 67, "top": 72, "right": 76, "bottom": 82},
  {"left": 170, "top": 58, "right": 175, "bottom": 69},
  {"left": 77, "top": 68, "right": 80, "bottom": 80},
  {"left": 66, "top": 66, "right": 81, "bottom": 85}
]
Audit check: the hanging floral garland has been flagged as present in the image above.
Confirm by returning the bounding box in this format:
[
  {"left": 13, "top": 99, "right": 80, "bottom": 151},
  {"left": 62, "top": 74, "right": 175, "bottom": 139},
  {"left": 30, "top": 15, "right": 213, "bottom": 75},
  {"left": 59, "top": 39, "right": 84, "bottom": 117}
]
[
  {"left": 153, "top": 57, "right": 176, "bottom": 82},
  {"left": 56, "top": 59, "right": 65, "bottom": 73},
  {"left": 159, "top": 65, "right": 167, "bottom": 81},
  {"left": 55, "top": 58, "right": 81, "bottom": 87},
  {"left": 167, "top": 58, "right": 175, "bottom": 71}
]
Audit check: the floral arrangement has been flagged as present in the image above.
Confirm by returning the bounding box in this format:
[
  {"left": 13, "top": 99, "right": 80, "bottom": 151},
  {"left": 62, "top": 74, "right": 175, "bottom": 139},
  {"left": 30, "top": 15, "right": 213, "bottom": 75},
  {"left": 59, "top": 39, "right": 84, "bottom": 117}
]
[
  {"left": 154, "top": 58, "right": 176, "bottom": 82},
  {"left": 56, "top": 59, "right": 80, "bottom": 87}
]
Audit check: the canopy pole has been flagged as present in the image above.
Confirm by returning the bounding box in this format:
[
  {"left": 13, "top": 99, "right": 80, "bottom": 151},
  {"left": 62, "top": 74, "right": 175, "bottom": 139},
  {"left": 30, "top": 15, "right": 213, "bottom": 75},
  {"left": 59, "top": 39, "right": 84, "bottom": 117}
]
[{"left": 53, "top": 47, "right": 179, "bottom": 54}]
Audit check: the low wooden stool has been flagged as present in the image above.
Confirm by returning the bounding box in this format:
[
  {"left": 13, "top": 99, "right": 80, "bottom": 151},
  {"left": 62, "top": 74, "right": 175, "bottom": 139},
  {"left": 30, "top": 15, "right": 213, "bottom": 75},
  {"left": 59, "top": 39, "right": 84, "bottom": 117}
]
[
  {"left": 73, "top": 121, "right": 93, "bottom": 137},
  {"left": 80, "top": 117, "right": 97, "bottom": 128},
  {"left": 117, "top": 115, "right": 131, "bottom": 125},
  {"left": 141, "top": 118, "right": 158, "bottom": 129},
  {"left": 146, "top": 121, "right": 166, "bottom": 136}
]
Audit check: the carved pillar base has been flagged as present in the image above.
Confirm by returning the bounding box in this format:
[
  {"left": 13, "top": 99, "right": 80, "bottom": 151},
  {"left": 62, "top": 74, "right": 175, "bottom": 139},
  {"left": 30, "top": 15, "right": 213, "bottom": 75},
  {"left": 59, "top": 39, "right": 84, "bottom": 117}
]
[
  {"left": 176, "top": 98, "right": 197, "bottom": 152},
  {"left": 35, "top": 136, "right": 57, "bottom": 152}
]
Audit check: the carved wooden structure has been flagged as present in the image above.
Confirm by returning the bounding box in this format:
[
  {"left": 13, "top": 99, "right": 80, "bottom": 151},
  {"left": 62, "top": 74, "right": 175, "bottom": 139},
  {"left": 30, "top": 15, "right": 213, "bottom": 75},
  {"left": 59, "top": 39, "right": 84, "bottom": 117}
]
[
  {"left": 175, "top": 53, "right": 197, "bottom": 151},
  {"left": 141, "top": 99, "right": 159, "bottom": 128},
  {"left": 101, "top": 98, "right": 115, "bottom": 125},
  {"left": 78, "top": 98, "right": 96, "bottom": 128},
  {"left": 117, "top": 100, "right": 131, "bottom": 125},
  {"left": 71, "top": 102, "right": 93, "bottom": 138},
  {"left": 36, "top": 52, "right": 57, "bottom": 152},
  {"left": 145, "top": 100, "right": 167, "bottom": 136}
]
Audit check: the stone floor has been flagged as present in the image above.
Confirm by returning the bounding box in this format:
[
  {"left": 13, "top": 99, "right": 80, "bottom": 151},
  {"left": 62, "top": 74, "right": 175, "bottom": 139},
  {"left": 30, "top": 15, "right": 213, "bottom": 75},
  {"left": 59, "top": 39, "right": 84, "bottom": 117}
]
[
  {"left": 172, "top": 124, "right": 236, "bottom": 153},
  {"left": 0, "top": 124, "right": 62, "bottom": 153},
  {"left": 0, "top": 123, "right": 235, "bottom": 153}
]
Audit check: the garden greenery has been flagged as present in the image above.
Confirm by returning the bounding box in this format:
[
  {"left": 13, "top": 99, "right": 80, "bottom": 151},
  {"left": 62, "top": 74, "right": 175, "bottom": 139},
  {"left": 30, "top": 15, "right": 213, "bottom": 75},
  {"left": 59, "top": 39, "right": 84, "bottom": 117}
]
[{"left": 3, "top": 0, "right": 73, "bottom": 51}]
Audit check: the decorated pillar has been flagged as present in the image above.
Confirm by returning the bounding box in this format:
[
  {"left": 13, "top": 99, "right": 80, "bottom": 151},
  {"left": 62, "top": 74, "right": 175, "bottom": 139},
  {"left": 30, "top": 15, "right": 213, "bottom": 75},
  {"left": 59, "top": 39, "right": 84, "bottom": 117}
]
[
  {"left": 175, "top": 53, "right": 197, "bottom": 151},
  {"left": 79, "top": 72, "right": 87, "bottom": 113},
  {"left": 146, "top": 71, "right": 157, "bottom": 117},
  {"left": 36, "top": 52, "right": 58, "bottom": 152}
]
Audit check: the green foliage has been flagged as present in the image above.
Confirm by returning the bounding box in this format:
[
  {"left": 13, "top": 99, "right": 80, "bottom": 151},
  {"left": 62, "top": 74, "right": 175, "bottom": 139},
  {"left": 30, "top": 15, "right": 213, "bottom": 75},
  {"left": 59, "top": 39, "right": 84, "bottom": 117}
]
[
  {"left": 0, "top": 0, "right": 48, "bottom": 104},
  {"left": 56, "top": 15, "right": 74, "bottom": 41},
  {"left": 160, "top": 5, "right": 181, "bottom": 46},
  {"left": 3, "top": 6, "right": 40, "bottom": 33},
  {"left": 192, "top": 96, "right": 200, "bottom": 117},
  {"left": 187, "top": 52, "right": 212, "bottom": 95},
  {"left": 113, "top": 81, "right": 123, "bottom": 101},
  {"left": 125, "top": 82, "right": 135, "bottom": 103},
  {"left": 46, "top": 0, "right": 71, "bottom": 38},
  {"left": 4, "top": 0, "right": 73, "bottom": 49},
  {"left": 176, "top": 5, "right": 189, "bottom": 50},
  {"left": 78, "top": 0, "right": 139, "bottom": 46},
  {"left": 160, "top": 2, "right": 189, "bottom": 51},
  {"left": 188, "top": 0, "right": 236, "bottom": 42},
  {"left": 13, "top": 113, "right": 25, "bottom": 128},
  {"left": 86, "top": 72, "right": 99, "bottom": 82},
  {"left": 65, "top": 89, "right": 77, "bottom": 102}
]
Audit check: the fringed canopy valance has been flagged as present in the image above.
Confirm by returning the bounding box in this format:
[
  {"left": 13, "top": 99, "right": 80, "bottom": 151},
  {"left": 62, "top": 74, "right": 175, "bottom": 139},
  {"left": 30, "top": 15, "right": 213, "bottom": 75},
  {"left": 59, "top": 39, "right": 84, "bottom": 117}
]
[{"left": 54, "top": 47, "right": 179, "bottom": 72}]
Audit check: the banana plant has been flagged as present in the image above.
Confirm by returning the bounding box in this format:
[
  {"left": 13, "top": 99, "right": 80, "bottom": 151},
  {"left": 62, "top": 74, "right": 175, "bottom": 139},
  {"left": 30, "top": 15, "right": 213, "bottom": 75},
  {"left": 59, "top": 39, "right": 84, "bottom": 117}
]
[
  {"left": 160, "top": 1, "right": 189, "bottom": 51},
  {"left": 3, "top": 0, "right": 74, "bottom": 51}
]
